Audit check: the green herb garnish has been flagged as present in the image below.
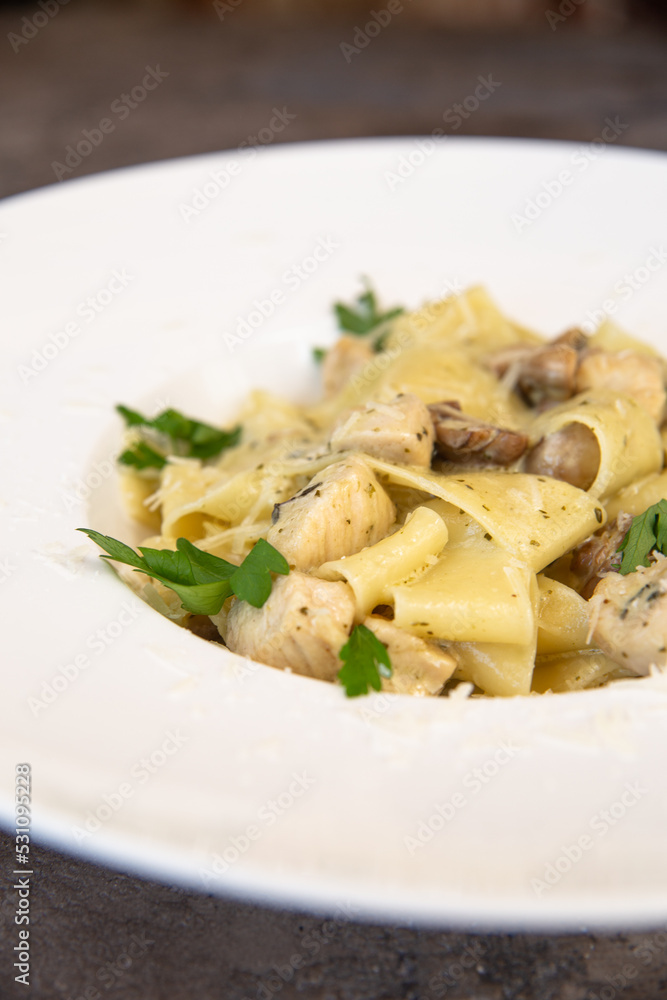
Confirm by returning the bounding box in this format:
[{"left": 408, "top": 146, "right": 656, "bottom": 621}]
[
  {"left": 77, "top": 530, "right": 288, "bottom": 615},
  {"left": 334, "top": 281, "right": 403, "bottom": 339},
  {"left": 337, "top": 623, "right": 392, "bottom": 697},
  {"left": 116, "top": 404, "right": 241, "bottom": 469},
  {"left": 118, "top": 441, "right": 167, "bottom": 471},
  {"left": 617, "top": 500, "right": 667, "bottom": 575},
  {"left": 312, "top": 347, "right": 327, "bottom": 364}
]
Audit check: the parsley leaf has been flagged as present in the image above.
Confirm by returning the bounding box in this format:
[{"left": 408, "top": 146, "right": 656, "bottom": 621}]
[
  {"left": 312, "top": 347, "right": 327, "bottom": 364},
  {"left": 116, "top": 405, "right": 241, "bottom": 467},
  {"left": 77, "top": 529, "right": 289, "bottom": 615},
  {"left": 334, "top": 281, "right": 403, "bottom": 338},
  {"left": 656, "top": 504, "right": 667, "bottom": 554},
  {"left": 118, "top": 442, "right": 167, "bottom": 471},
  {"left": 78, "top": 531, "right": 147, "bottom": 571},
  {"left": 116, "top": 405, "right": 147, "bottom": 427},
  {"left": 617, "top": 499, "right": 667, "bottom": 575},
  {"left": 337, "top": 624, "right": 392, "bottom": 697},
  {"left": 230, "top": 538, "right": 291, "bottom": 607}
]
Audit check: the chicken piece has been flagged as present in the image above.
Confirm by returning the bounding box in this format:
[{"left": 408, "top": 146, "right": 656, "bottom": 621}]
[
  {"left": 267, "top": 456, "right": 396, "bottom": 571},
  {"left": 429, "top": 400, "right": 528, "bottom": 466},
  {"left": 224, "top": 572, "right": 355, "bottom": 682},
  {"left": 321, "top": 336, "right": 374, "bottom": 397},
  {"left": 330, "top": 393, "right": 434, "bottom": 466},
  {"left": 524, "top": 422, "right": 601, "bottom": 491},
  {"left": 576, "top": 349, "right": 667, "bottom": 424},
  {"left": 589, "top": 557, "right": 667, "bottom": 675},
  {"left": 486, "top": 329, "right": 588, "bottom": 407},
  {"left": 363, "top": 616, "right": 457, "bottom": 696},
  {"left": 570, "top": 512, "right": 634, "bottom": 599}
]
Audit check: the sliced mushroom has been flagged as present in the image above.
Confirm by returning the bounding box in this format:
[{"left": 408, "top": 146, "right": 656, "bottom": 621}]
[
  {"left": 570, "top": 512, "right": 634, "bottom": 599},
  {"left": 524, "top": 422, "right": 601, "bottom": 491},
  {"left": 429, "top": 400, "right": 528, "bottom": 466},
  {"left": 486, "top": 328, "right": 588, "bottom": 407}
]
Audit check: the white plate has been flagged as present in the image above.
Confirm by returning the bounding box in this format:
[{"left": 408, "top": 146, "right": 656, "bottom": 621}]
[{"left": 2, "top": 138, "right": 667, "bottom": 931}]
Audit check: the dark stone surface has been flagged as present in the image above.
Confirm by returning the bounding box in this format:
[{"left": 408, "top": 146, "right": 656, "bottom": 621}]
[
  {"left": 3, "top": 4, "right": 667, "bottom": 997},
  {"left": 1, "top": 3, "right": 667, "bottom": 200},
  {"left": 2, "top": 831, "right": 667, "bottom": 1000},
  {"left": 0, "top": 835, "right": 667, "bottom": 1000}
]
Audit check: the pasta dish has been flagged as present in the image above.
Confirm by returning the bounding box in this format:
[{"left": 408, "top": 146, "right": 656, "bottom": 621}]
[{"left": 82, "top": 286, "right": 667, "bottom": 698}]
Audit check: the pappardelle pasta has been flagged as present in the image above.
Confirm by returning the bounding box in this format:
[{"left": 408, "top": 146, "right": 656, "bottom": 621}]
[{"left": 84, "top": 285, "right": 667, "bottom": 698}]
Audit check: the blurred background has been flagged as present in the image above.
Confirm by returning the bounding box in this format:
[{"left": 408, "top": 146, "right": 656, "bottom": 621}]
[{"left": 0, "top": 0, "right": 666, "bottom": 199}]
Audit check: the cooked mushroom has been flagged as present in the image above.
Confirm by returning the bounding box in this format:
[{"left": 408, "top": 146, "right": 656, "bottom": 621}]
[
  {"left": 524, "top": 422, "right": 601, "bottom": 491},
  {"left": 486, "top": 328, "right": 588, "bottom": 407},
  {"left": 429, "top": 400, "right": 528, "bottom": 466},
  {"left": 487, "top": 329, "right": 667, "bottom": 424},
  {"left": 570, "top": 512, "right": 634, "bottom": 599}
]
